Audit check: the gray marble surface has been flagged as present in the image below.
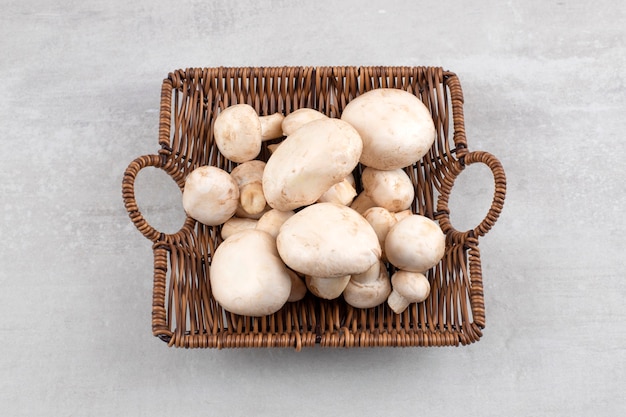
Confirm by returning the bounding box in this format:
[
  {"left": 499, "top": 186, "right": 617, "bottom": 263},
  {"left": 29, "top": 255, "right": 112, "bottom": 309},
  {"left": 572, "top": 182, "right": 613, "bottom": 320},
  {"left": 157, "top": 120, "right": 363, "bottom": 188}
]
[{"left": 2, "top": 0, "right": 624, "bottom": 415}]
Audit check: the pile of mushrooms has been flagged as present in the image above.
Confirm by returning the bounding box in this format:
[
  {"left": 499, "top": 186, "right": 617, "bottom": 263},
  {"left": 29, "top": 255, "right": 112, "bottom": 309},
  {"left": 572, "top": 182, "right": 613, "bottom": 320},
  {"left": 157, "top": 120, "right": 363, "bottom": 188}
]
[{"left": 181, "top": 88, "right": 446, "bottom": 317}]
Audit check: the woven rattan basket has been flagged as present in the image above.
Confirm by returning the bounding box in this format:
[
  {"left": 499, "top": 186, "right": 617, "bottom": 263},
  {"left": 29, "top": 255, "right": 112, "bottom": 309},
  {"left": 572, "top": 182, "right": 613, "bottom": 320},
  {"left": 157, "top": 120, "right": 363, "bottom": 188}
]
[{"left": 122, "top": 66, "right": 506, "bottom": 349}]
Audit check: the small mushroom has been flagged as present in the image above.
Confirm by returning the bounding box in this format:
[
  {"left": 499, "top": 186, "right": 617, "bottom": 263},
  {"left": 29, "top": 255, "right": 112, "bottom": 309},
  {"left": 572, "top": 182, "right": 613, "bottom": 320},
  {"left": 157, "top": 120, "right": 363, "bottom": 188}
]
[
  {"left": 341, "top": 88, "right": 436, "bottom": 170},
  {"left": 385, "top": 215, "right": 446, "bottom": 273},
  {"left": 350, "top": 167, "right": 415, "bottom": 214},
  {"left": 263, "top": 118, "right": 363, "bottom": 211},
  {"left": 182, "top": 166, "right": 239, "bottom": 226},
  {"left": 209, "top": 229, "right": 292, "bottom": 316},
  {"left": 213, "top": 104, "right": 284, "bottom": 163},
  {"left": 277, "top": 202, "right": 381, "bottom": 278},
  {"left": 255, "top": 209, "right": 295, "bottom": 239},
  {"left": 305, "top": 275, "right": 351, "bottom": 300},
  {"left": 230, "top": 160, "right": 267, "bottom": 216},
  {"left": 361, "top": 207, "right": 398, "bottom": 260},
  {"left": 387, "top": 270, "right": 430, "bottom": 314},
  {"left": 317, "top": 174, "right": 357, "bottom": 206},
  {"left": 287, "top": 269, "right": 308, "bottom": 302},
  {"left": 343, "top": 261, "right": 392, "bottom": 309},
  {"left": 220, "top": 217, "right": 258, "bottom": 240},
  {"left": 282, "top": 108, "right": 328, "bottom": 136}
]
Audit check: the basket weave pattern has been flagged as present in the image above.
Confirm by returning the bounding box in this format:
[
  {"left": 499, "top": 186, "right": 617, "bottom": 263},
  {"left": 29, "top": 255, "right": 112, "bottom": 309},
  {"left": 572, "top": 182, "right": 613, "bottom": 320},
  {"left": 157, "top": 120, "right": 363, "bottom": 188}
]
[{"left": 122, "top": 66, "right": 506, "bottom": 349}]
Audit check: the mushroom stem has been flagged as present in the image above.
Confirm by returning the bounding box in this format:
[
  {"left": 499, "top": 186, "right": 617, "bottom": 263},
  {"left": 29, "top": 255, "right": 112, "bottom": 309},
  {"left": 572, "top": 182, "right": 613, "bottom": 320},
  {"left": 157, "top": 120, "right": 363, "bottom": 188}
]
[
  {"left": 318, "top": 178, "right": 357, "bottom": 206},
  {"left": 387, "top": 290, "right": 411, "bottom": 314},
  {"left": 260, "top": 113, "right": 285, "bottom": 141},
  {"left": 240, "top": 183, "right": 267, "bottom": 215},
  {"left": 287, "top": 270, "right": 308, "bottom": 302}
]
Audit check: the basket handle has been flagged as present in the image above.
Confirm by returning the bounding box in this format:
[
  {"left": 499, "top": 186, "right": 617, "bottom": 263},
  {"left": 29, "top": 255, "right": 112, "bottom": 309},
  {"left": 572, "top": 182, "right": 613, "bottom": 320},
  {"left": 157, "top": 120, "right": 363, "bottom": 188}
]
[
  {"left": 436, "top": 150, "right": 506, "bottom": 242},
  {"left": 122, "top": 154, "right": 195, "bottom": 242}
]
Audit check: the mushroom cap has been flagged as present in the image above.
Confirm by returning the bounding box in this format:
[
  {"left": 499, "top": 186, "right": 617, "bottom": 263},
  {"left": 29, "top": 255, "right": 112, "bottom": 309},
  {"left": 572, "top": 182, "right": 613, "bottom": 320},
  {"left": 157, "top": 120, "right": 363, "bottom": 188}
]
[
  {"left": 213, "top": 104, "right": 262, "bottom": 163},
  {"left": 182, "top": 166, "right": 239, "bottom": 226},
  {"left": 341, "top": 88, "right": 436, "bottom": 170},
  {"left": 281, "top": 108, "right": 329, "bottom": 136},
  {"left": 263, "top": 118, "right": 363, "bottom": 211},
  {"left": 305, "top": 275, "right": 351, "bottom": 300},
  {"left": 343, "top": 261, "right": 392, "bottom": 309},
  {"left": 385, "top": 215, "right": 446, "bottom": 272},
  {"left": 390, "top": 270, "right": 430, "bottom": 303},
  {"left": 220, "top": 217, "right": 258, "bottom": 240},
  {"left": 209, "top": 229, "right": 292, "bottom": 316},
  {"left": 230, "top": 160, "right": 265, "bottom": 186},
  {"left": 276, "top": 203, "right": 381, "bottom": 278},
  {"left": 360, "top": 167, "right": 415, "bottom": 212},
  {"left": 255, "top": 209, "right": 295, "bottom": 239},
  {"left": 361, "top": 207, "right": 398, "bottom": 258}
]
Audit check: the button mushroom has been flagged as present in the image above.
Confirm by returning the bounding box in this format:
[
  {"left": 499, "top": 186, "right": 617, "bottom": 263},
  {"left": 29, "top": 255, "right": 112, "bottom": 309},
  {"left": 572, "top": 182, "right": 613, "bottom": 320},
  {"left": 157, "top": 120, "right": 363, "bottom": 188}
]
[
  {"left": 255, "top": 208, "right": 295, "bottom": 239},
  {"left": 263, "top": 118, "right": 363, "bottom": 211},
  {"left": 305, "top": 275, "right": 351, "bottom": 300},
  {"left": 343, "top": 261, "right": 392, "bottom": 309},
  {"left": 182, "top": 165, "right": 239, "bottom": 226},
  {"left": 387, "top": 270, "right": 430, "bottom": 314},
  {"left": 230, "top": 160, "right": 267, "bottom": 216},
  {"left": 281, "top": 108, "right": 328, "bottom": 136},
  {"left": 317, "top": 174, "right": 357, "bottom": 206},
  {"left": 385, "top": 214, "right": 446, "bottom": 273},
  {"left": 350, "top": 167, "right": 415, "bottom": 214},
  {"left": 276, "top": 202, "right": 381, "bottom": 278},
  {"left": 361, "top": 207, "right": 398, "bottom": 260},
  {"left": 220, "top": 217, "right": 258, "bottom": 240},
  {"left": 213, "top": 104, "right": 284, "bottom": 163},
  {"left": 341, "top": 88, "right": 436, "bottom": 170},
  {"left": 209, "top": 229, "right": 292, "bottom": 316}
]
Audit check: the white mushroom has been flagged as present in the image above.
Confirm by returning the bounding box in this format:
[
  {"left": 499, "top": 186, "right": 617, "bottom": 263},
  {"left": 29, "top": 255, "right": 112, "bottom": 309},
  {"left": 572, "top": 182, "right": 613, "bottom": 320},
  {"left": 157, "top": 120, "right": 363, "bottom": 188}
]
[
  {"left": 343, "top": 261, "right": 392, "bottom": 309},
  {"left": 287, "top": 269, "right": 308, "bottom": 302},
  {"left": 281, "top": 108, "right": 328, "bottom": 136},
  {"left": 393, "top": 209, "right": 412, "bottom": 222},
  {"left": 361, "top": 207, "right": 398, "bottom": 260},
  {"left": 213, "top": 104, "right": 284, "bottom": 163},
  {"left": 341, "top": 88, "right": 436, "bottom": 170},
  {"left": 209, "top": 229, "right": 291, "bottom": 316},
  {"left": 350, "top": 167, "right": 415, "bottom": 214},
  {"left": 255, "top": 209, "right": 295, "bottom": 239},
  {"left": 385, "top": 215, "right": 446, "bottom": 273},
  {"left": 387, "top": 270, "right": 430, "bottom": 314},
  {"left": 305, "top": 275, "right": 351, "bottom": 300},
  {"left": 230, "top": 160, "right": 267, "bottom": 216},
  {"left": 263, "top": 118, "right": 363, "bottom": 211},
  {"left": 317, "top": 175, "right": 357, "bottom": 206},
  {"left": 182, "top": 166, "right": 239, "bottom": 226},
  {"left": 220, "top": 217, "right": 258, "bottom": 240},
  {"left": 276, "top": 202, "right": 381, "bottom": 278}
]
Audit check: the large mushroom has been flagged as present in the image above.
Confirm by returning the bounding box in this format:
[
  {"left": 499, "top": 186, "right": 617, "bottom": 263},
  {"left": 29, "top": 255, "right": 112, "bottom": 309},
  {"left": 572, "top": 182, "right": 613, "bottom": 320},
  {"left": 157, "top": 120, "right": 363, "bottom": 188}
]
[
  {"left": 263, "top": 118, "right": 363, "bottom": 211},
  {"left": 182, "top": 166, "right": 239, "bottom": 226},
  {"left": 209, "top": 229, "right": 292, "bottom": 316},
  {"left": 213, "top": 104, "right": 284, "bottom": 163},
  {"left": 276, "top": 202, "right": 381, "bottom": 278},
  {"left": 341, "top": 88, "right": 436, "bottom": 170}
]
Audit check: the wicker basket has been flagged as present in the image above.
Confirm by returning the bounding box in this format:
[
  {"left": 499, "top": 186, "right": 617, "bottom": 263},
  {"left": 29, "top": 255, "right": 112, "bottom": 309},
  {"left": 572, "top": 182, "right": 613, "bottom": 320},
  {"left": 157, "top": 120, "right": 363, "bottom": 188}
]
[{"left": 122, "top": 66, "right": 506, "bottom": 349}]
